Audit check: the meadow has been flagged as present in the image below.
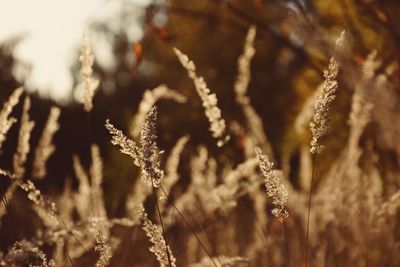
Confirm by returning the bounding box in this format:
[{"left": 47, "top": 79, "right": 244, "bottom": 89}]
[{"left": 1, "top": 1, "right": 400, "bottom": 266}]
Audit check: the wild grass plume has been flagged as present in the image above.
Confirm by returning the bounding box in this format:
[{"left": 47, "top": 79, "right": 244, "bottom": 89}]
[
  {"left": 174, "top": 48, "right": 230, "bottom": 147},
  {"left": 255, "top": 147, "right": 288, "bottom": 222},
  {"left": 13, "top": 96, "right": 35, "bottom": 179},
  {"left": 0, "top": 87, "right": 24, "bottom": 150},
  {"left": 33, "top": 107, "right": 60, "bottom": 179},
  {"left": 80, "top": 34, "right": 99, "bottom": 113},
  {"left": 1, "top": 6, "right": 400, "bottom": 267}
]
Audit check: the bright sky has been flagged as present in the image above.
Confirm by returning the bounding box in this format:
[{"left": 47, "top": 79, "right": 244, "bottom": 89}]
[{"left": 0, "top": 0, "right": 150, "bottom": 103}]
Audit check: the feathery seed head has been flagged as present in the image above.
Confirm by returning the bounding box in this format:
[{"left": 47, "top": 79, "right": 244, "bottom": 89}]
[
  {"left": 105, "top": 119, "right": 141, "bottom": 166},
  {"left": 309, "top": 52, "right": 340, "bottom": 154},
  {"left": 4, "top": 240, "right": 55, "bottom": 267},
  {"left": 335, "top": 30, "right": 346, "bottom": 49},
  {"left": 256, "top": 147, "right": 289, "bottom": 222},
  {"left": 174, "top": 48, "right": 230, "bottom": 147},
  {"left": 137, "top": 204, "right": 176, "bottom": 267},
  {"left": 106, "top": 107, "right": 164, "bottom": 187},
  {"left": 80, "top": 34, "right": 99, "bottom": 112},
  {"left": 33, "top": 106, "right": 60, "bottom": 179},
  {"left": 13, "top": 96, "right": 35, "bottom": 179},
  {"left": 309, "top": 31, "right": 345, "bottom": 153},
  {"left": 234, "top": 25, "right": 256, "bottom": 99},
  {"left": 139, "top": 106, "right": 164, "bottom": 187},
  {"left": 95, "top": 232, "right": 112, "bottom": 267},
  {"left": 0, "top": 87, "right": 24, "bottom": 150}
]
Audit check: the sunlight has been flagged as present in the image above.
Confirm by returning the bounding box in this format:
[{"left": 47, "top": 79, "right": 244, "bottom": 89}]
[{"left": 0, "top": 0, "right": 149, "bottom": 102}]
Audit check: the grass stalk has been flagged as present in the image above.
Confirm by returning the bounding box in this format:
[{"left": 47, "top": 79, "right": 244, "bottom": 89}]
[
  {"left": 86, "top": 111, "right": 100, "bottom": 218},
  {"left": 152, "top": 185, "right": 173, "bottom": 267},
  {"left": 64, "top": 242, "right": 76, "bottom": 267},
  {"left": 166, "top": 208, "right": 175, "bottom": 245},
  {"left": 283, "top": 221, "right": 291, "bottom": 267},
  {"left": 160, "top": 185, "right": 220, "bottom": 267},
  {"left": 59, "top": 217, "right": 89, "bottom": 255},
  {"left": 305, "top": 153, "right": 317, "bottom": 267}
]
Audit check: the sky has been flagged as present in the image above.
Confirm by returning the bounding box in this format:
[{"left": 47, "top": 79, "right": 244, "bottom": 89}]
[{"left": 0, "top": 0, "right": 150, "bottom": 103}]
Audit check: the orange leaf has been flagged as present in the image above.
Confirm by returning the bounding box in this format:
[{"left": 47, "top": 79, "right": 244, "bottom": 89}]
[
  {"left": 132, "top": 42, "right": 143, "bottom": 71},
  {"left": 133, "top": 42, "right": 143, "bottom": 61},
  {"left": 152, "top": 26, "right": 175, "bottom": 42}
]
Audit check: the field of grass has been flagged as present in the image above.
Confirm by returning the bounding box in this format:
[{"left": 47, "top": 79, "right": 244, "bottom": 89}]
[{"left": 1, "top": 2, "right": 400, "bottom": 266}]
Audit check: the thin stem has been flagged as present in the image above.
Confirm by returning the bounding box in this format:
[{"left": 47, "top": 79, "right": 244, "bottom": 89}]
[
  {"left": 159, "top": 185, "right": 219, "bottom": 267},
  {"left": 60, "top": 219, "right": 89, "bottom": 255},
  {"left": 86, "top": 111, "right": 100, "bottom": 220},
  {"left": 64, "top": 242, "right": 76, "bottom": 267},
  {"left": 192, "top": 201, "right": 222, "bottom": 265},
  {"left": 152, "top": 185, "right": 173, "bottom": 267},
  {"left": 283, "top": 221, "right": 291, "bottom": 267},
  {"left": 305, "top": 153, "right": 317, "bottom": 267}
]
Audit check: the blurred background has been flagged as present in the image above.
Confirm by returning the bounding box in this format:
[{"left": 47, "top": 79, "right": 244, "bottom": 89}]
[{"left": 1, "top": 0, "right": 400, "bottom": 265}]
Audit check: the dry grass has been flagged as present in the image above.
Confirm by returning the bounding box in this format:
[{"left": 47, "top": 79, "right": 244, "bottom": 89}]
[{"left": 0, "top": 25, "right": 399, "bottom": 267}]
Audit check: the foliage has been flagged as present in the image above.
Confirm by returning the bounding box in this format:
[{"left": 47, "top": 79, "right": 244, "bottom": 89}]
[{"left": 0, "top": 1, "right": 400, "bottom": 266}]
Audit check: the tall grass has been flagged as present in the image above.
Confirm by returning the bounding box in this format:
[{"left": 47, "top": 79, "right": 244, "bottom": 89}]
[{"left": 0, "top": 24, "right": 399, "bottom": 267}]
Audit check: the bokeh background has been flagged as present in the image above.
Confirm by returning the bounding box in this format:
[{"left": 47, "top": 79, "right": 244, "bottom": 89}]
[{"left": 1, "top": 0, "right": 400, "bottom": 266}]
